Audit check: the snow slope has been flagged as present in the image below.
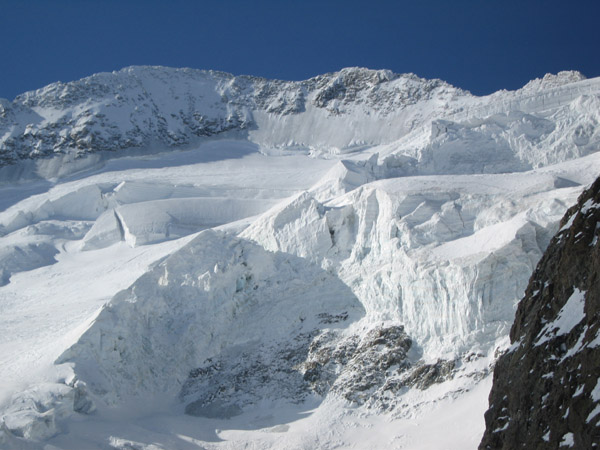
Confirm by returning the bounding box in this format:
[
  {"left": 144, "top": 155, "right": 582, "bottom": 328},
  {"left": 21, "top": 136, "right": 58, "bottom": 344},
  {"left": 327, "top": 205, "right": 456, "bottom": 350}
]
[{"left": 0, "top": 68, "right": 599, "bottom": 449}]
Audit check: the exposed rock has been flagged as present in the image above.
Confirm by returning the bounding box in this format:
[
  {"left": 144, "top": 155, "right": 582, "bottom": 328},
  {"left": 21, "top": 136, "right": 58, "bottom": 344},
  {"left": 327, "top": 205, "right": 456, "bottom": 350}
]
[
  {"left": 300, "top": 325, "right": 460, "bottom": 411},
  {"left": 400, "top": 359, "right": 456, "bottom": 390},
  {"left": 180, "top": 331, "right": 319, "bottom": 416},
  {"left": 299, "top": 325, "right": 411, "bottom": 402},
  {"left": 480, "top": 177, "right": 600, "bottom": 449},
  {"left": 180, "top": 324, "right": 459, "bottom": 416}
]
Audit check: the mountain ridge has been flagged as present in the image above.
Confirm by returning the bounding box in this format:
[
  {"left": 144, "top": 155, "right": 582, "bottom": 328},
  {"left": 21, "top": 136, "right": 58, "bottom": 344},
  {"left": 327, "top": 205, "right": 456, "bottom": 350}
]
[{"left": 0, "top": 66, "right": 465, "bottom": 168}]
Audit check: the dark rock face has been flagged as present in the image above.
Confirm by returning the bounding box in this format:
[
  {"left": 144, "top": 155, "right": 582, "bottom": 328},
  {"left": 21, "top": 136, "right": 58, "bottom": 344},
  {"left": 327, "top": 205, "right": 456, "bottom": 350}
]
[
  {"left": 301, "top": 325, "right": 413, "bottom": 403},
  {"left": 300, "top": 325, "right": 457, "bottom": 410},
  {"left": 480, "top": 177, "right": 600, "bottom": 449}
]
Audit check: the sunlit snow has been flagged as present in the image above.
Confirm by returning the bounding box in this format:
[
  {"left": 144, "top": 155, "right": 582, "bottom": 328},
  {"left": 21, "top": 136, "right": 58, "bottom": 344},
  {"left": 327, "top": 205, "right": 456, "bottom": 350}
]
[{"left": 1, "top": 67, "right": 600, "bottom": 449}]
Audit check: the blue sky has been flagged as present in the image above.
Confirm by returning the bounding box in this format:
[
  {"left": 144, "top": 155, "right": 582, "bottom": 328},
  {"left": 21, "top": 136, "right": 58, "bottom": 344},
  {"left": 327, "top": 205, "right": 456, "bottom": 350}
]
[{"left": 1, "top": 0, "right": 599, "bottom": 99}]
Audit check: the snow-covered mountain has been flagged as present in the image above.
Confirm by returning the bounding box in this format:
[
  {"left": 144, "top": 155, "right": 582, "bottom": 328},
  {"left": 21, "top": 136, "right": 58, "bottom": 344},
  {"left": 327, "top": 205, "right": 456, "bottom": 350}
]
[
  {"left": 0, "top": 67, "right": 599, "bottom": 449},
  {"left": 2, "top": 66, "right": 598, "bottom": 179},
  {"left": 0, "top": 67, "right": 465, "bottom": 171}
]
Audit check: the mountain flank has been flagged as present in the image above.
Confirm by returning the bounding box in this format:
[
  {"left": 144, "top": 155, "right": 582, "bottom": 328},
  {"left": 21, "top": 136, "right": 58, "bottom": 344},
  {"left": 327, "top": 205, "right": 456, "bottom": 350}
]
[{"left": 480, "top": 177, "right": 600, "bottom": 449}]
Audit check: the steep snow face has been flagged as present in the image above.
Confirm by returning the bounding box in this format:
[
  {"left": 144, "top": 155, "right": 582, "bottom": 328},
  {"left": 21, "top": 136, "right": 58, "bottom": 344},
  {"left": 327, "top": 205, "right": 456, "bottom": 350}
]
[{"left": 57, "top": 230, "right": 364, "bottom": 404}]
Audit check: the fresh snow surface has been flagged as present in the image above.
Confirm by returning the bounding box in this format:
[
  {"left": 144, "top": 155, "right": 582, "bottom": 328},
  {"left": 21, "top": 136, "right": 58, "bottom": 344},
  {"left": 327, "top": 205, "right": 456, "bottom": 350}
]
[
  {"left": 592, "top": 378, "right": 600, "bottom": 403},
  {"left": 535, "top": 288, "right": 586, "bottom": 346},
  {"left": 560, "top": 432, "right": 575, "bottom": 447},
  {"left": 1, "top": 69, "right": 600, "bottom": 449}
]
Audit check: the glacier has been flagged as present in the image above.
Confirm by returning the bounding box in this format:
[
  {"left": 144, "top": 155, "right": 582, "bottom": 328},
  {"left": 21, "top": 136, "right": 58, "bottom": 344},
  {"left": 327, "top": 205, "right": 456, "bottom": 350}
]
[{"left": 0, "top": 67, "right": 599, "bottom": 449}]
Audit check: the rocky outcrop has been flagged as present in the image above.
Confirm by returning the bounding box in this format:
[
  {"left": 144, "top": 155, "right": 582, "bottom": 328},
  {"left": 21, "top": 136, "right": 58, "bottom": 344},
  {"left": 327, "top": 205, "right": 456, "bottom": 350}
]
[
  {"left": 179, "top": 324, "right": 414, "bottom": 417},
  {"left": 480, "top": 177, "right": 600, "bottom": 449},
  {"left": 180, "top": 322, "right": 459, "bottom": 417},
  {"left": 301, "top": 325, "right": 412, "bottom": 403}
]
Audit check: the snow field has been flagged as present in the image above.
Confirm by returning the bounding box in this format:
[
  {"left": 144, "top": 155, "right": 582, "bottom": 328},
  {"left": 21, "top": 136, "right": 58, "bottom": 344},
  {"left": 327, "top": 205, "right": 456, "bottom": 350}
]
[{"left": 1, "top": 70, "right": 600, "bottom": 449}]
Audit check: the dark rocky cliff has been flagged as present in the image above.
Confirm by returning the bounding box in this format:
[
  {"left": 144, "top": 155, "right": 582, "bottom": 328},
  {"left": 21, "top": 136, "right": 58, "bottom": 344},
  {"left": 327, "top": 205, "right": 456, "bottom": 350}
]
[{"left": 480, "top": 177, "right": 600, "bottom": 449}]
